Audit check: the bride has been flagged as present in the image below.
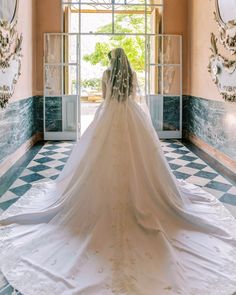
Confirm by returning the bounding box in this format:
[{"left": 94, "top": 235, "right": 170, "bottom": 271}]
[{"left": 0, "top": 48, "right": 236, "bottom": 295}]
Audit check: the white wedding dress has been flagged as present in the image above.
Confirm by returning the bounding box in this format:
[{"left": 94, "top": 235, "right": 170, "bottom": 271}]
[{"left": 0, "top": 69, "right": 236, "bottom": 295}]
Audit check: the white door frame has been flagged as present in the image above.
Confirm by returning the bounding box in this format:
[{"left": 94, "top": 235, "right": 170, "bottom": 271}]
[{"left": 43, "top": 1, "right": 182, "bottom": 140}]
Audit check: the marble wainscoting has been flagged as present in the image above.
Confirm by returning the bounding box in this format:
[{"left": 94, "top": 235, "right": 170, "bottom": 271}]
[
  {"left": 0, "top": 96, "right": 43, "bottom": 176},
  {"left": 183, "top": 95, "right": 236, "bottom": 173},
  {"left": 163, "top": 96, "right": 180, "bottom": 131},
  {"left": 149, "top": 96, "right": 181, "bottom": 132},
  {"left": 45, "top": 96, "right": 62, "bottom": 132}
]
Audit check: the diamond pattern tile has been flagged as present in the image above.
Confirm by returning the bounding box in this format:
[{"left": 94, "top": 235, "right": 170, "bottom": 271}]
[
  {"left": 162, "top": 140, "right": 235, "bottom": 214},
  {"left": 0, "top": 140, "right": 235, "bottom": 217},
  {"left": 28, "top": 164, "right": 50, "bottom": 173},
  {"left": 9, "top": 184, "right": 32, "bottom": 197},
  {"left": 0, "top": 139, "right": 235, "bottom": 294},
  {"left": 20, "top": 173, "right": 45, "bottom": 183},
  {"left": 34, "top": 157, "right": 54, "bottom": 164}
]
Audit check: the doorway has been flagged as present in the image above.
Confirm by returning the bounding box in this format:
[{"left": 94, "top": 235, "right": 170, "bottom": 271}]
[{"left": 43, "top": 1, "right": 182, "bottom": 140}]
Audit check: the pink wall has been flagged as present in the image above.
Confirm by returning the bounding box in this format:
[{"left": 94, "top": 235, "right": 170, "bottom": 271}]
[
  {"left": 12, "top": 0, "right": 36, "bottom": 101},
  {"left": 35, "top": 0, "right": 61, "bottom": 95},
  {"left": 12, "top": 1, "right": 225, "bottom": 101},
  {"left": 187, "top": 0, "right": 233, "bottom": 100},
  {"left": 164, "top": 0, "right": 188, "bottom": 94},
  {"left": 10, "top": 0, "right": 61, "bottom": 99},
  {"left": 34, "top": 0, "right": 188, "bottom": 95}
]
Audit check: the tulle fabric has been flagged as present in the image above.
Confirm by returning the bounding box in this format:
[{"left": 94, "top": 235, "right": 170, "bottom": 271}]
[{"left": 0, "top": 93, "right": 236, "bottom": 294}]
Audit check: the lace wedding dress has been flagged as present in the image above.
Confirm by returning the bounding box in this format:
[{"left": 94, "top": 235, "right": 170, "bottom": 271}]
[{"left": 0, "top": 49, "right": 236, "bottom": 295}]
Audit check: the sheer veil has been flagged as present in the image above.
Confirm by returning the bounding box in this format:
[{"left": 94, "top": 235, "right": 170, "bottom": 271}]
[{"left": 109, "top": 48, "right": 133, "bottom": 102}]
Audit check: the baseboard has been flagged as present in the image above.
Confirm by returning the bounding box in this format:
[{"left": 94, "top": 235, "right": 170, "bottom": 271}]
[
  {"left": 0, "top": 132, "right": 43, "bottom": 178},
  {"left": 184, "top": 132, "right": 236, "bottom": 175}
]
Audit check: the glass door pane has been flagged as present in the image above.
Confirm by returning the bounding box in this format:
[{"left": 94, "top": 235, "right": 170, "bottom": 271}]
[
  {"left": 147, "top": 35, "right": 182, "bottom": 139},
  {"left": 44, "top": 33, "right": 80, "bottom": 141}
]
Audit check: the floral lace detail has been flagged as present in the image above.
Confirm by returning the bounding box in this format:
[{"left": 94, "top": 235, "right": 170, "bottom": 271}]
[
  {"left": 1, "top": 256, "right": 75, "bottom": 295},
  {"left": 0, "top": 183, "right": 53, "bottom": 221},
  {"left": 105, "top": 201, "right": 142, "bottom": 295},
  {"left": 0, "top": 225, "right": 14, "bottom": 252}
]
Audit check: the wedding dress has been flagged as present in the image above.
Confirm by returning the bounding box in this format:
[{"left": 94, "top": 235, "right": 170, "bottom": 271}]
[{"left": 0, "top": 48, "right": 236, "bottom": 295}]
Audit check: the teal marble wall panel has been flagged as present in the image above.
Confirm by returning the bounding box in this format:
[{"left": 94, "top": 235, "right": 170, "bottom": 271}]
[
  {"left": 149, "top": 95, "right": 180, "bottom": 132},
  {"left": 34, "top": 96, "right": 44, "bottom": 132},
  {"left": 0, "top": 96, "right": 43, "bottom": 163},
  {"left": 163, "top": 96, "right": 180, "bottom": 131},
  {"left": 183, "top": 95, "right": 236, "bottom": 160},
  {"left": 45, "top": 97, "right": 62, "bottom": 132}
]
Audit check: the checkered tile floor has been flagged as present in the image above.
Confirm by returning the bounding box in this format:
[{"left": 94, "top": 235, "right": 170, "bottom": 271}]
[
  {"left": 0, "top": 139, "right": 235, "bottom": 294},
  {"left": 162, "top": 141, "right": 236, "bottom": 217}
]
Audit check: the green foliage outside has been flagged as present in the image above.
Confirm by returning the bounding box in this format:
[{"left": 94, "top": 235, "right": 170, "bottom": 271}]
[
  {"left": 81, "top": 78, "right": 101, "bottom": 90},
  {"left": 83, "top": 10, "right": 146, "bottom": 72}
]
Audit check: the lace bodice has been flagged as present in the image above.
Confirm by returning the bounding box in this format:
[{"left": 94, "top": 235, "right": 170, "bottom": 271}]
[{"left": 102, "top": 69, "right": 140, "bottom": 101}]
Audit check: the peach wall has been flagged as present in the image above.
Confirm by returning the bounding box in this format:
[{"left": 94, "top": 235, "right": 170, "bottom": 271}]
[
  {"left": 34, "top": 0, "right": 188, "bottom": 95},
  {"left": 12, "top": 0, "right": 36, "bottom": 101},
  {"left": 187, "top": 0, "right": 231, "bottom": 100},
  {"left": 164, "top": 0, "right": 188, "bottom": 94},
  {"left": 35, "top": 0, "right": 61, "bottom": 95}
]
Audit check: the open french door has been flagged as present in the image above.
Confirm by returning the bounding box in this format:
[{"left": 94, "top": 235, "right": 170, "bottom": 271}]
[
  {"left": 43, "top": 33, "right": 80, "bottom": 140},
  {"left": 146, "top": 34, "right": 182, "bottom": 139}
]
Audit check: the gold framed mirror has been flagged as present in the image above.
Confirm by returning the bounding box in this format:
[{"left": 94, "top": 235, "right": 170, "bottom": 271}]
[
  {"left": 0, "top": 0, "right": 19, "bottom": 24},
  {"left": 0, "top": 0, "right": 22, "bottom": 108},
  {"left": 215, "top": 0, "right": 236, "bottom": 54}
]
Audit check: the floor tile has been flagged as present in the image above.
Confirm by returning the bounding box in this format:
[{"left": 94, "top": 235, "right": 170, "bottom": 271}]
[
  {"left": 227, "top": 186, "right": 236, "bottom": 195},
  {"left": 192, "top": 158, "right": 207, "bottom": 165},
  {"left": 48, "top": 153, "right": 68, "bottom": 160},
  {"left": 43, "top": 145, "right": 62, "bottom": 151},
  {"left": 213, "top": 175, "right": 232, "bottom": 185},
  {"left": 37, "top": 168, "right": 60, "bottom": 178},
  {"left": 28, "top": 164, "right": 50, "bottom": 173},
  {"left": 186, "top": 175, "right": 212, "bottom": 187},
  {"left": 164, "top": 152, "right": 181, "bottom": 159},
  {"left": 194, "top": 170, "right": 218, "bottom": 180},
  {"left": 57, "top": 157, "right": 70, "bottom": 163},
  {"left": 9, "top": 184, "right": 32, "bottom": 197},
  {"left": 34, "top": 157, "right": 54, "bottom": 164},
  {"left": 173, "top": 171, "right": 190, "bottom": 180},
  {"left": 186, "top": 162, "right": 207, "bottom": 170},
  {"left": 205, "top": 181, "right": 232, "bottom": 193},
  {"left": 2, "top": 140, "right": 236, "bottom": 295},
  {"left": 20, "top": 169, "right": 35, "bottom": 177},
  {"left": 9, "top": 179, "right": 27, "bottom": 189},
  {"left": 172, "top": 149, "right": 189, "bottom": 155},
  {"left": 166, "top": 156, "right": 175, "bottom": 162},
  {"left": 219, "top": 193, "right": 236, "bottom": 206},
  {"left": 0, "top": 198, "right": 20, "bottom": 211},
  {"left": 39, "top": 150, "right": 58, "bottom": 156},
  {"left": 176, "top": 166, "right": 199, "bottom": 176},
  {"left": 20, "top": 173, "right": 45, "bottom": 183},
  {"left": 46, "top": 160, "right": 67, "bottom": 168},
  {"left": 0, "top": 191, "right": 18, "bottom": 203},
  {"left": 179, "top": 155, "right": 198, "bottom": 162},
  {"left": 202, "top": 187, "right": 225, "bottom": 199},
  {"left": 202, "top": 166, "right": 218, "bottom": 173},
  {"left": 170, "top": 159, "right": 189, "bottom": 166},
  {"left": 168, "top": 163, "right": 182, "bottom": 170},
  {"left": 55, "top": 165, "right": 65, "bottom": 171}
]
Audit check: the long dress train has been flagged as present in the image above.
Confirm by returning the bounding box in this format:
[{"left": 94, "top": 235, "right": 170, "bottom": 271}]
[{"left": 0, "top": 70, "right": 236, "bottom": 295}]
